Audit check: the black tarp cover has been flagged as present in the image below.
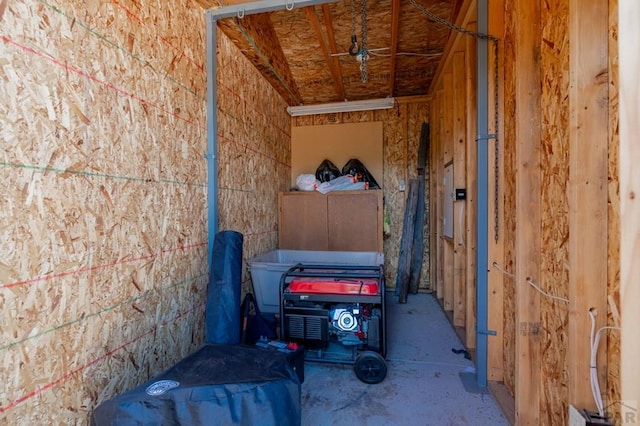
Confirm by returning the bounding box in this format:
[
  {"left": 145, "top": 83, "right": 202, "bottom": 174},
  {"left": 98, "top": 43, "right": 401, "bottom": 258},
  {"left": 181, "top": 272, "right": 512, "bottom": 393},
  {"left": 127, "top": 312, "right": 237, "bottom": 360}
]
[
  {"left": 206, "top": 231, "right": 243, "bottom": 344},
  {"left": 91, "top": 344, "right": 301, "bottom": 426}
]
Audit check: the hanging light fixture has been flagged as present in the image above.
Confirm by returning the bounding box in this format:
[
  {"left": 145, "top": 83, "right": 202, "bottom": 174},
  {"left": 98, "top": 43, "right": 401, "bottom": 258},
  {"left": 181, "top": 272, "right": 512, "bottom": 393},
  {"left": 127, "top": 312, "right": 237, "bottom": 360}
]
[{"left": 286, "top": 98, "right": 395, "bottom": 116}]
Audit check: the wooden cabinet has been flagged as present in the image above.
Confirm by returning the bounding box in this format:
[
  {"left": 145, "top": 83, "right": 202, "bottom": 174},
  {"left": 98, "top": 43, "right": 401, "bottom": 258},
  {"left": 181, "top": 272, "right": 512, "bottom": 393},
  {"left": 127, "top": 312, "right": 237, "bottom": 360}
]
[{"left": 278, "top": 190, "right": 383, "bottom": 252}]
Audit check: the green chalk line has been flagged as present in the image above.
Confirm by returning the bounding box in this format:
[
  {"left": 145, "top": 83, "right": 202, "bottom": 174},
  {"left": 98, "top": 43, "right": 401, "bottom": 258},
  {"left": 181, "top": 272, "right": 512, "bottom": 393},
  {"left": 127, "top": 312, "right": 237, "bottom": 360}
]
[
  {"left": 0, "top": 272, "right": 208, "bottom": 351},
  {"left": 37, "top": 0, "right": 205, "bottom": 100},
  {"left": 0, "top": 161, "right": 206, "bottom": 187}
]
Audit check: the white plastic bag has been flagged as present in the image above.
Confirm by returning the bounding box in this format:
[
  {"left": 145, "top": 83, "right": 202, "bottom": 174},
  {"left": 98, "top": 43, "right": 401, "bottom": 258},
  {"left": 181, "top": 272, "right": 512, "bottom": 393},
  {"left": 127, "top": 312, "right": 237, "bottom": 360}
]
[
  {"left": 316, "top": 175, "right": 367, "bottom": 194},
  {"left": 296, "top": 174, "right": 319, "bottom": 191}
]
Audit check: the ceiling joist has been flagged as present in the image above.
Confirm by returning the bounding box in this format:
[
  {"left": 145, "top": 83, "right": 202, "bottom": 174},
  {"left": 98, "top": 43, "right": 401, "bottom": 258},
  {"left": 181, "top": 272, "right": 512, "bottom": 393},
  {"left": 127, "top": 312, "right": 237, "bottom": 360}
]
[
  {"left": 305, "top": 6, "right": 346, "bottom": 101},
  {"left": 388, "top": 0, "right": 401, "bottom": 97},
  {"left": 321, "top": 4, "right": 347, "bottom": 100}
]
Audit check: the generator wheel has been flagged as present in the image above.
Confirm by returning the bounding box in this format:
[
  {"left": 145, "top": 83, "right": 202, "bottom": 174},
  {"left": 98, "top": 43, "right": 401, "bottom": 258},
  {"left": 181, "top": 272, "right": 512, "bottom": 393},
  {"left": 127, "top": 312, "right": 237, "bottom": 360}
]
[{"left": 353, "top": 351, "right": 387, "bottom": 384}]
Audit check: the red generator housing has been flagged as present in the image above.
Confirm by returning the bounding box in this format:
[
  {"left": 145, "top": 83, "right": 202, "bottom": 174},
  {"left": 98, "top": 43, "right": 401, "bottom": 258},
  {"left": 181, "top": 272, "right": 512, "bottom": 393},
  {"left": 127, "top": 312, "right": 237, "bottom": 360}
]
[{"left": 280, "top": 264, "right": 387, "bottom": 384}]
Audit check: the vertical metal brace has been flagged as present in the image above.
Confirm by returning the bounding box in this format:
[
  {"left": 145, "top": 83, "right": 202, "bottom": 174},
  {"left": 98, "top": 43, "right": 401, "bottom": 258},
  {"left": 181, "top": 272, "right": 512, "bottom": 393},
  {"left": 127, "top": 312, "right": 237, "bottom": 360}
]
[
  {"left": 475, "top": 0, "right": 490, "bottom": 389},
  {"left": 206, "top": 11, "right": 219, "bottom": 268}
]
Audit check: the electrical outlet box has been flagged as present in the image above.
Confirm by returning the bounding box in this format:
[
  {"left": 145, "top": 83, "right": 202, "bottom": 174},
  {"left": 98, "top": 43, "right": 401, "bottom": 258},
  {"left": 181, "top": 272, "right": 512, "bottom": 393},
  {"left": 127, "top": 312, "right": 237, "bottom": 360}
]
[
  {"left": 569, "top": 405, "right": 613, "bottom": 426},
  {"left": 455, "top": 188, "right": 466, "bottom": 200}
]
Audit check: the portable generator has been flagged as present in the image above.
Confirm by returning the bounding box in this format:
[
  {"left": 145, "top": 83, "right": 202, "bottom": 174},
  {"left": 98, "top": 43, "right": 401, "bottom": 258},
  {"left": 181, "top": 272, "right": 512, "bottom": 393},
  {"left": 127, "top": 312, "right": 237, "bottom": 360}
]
[{"left": 279, "top": 264, "right": 387, "bottom": 384}]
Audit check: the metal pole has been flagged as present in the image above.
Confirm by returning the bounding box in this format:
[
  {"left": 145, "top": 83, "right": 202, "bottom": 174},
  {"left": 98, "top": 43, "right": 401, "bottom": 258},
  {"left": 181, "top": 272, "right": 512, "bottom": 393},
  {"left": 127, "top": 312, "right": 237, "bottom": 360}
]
[
  {"left": 206, "top": 11, "right": 219, "bottom": 267},
  {"left": 475, "top": 0, "right": 490, "bottom": 388}
]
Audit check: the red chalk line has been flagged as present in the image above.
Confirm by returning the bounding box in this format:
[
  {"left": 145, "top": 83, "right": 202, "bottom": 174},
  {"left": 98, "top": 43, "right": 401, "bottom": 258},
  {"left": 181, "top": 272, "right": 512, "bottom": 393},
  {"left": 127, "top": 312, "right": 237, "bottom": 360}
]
[
  {"left": 0, "top": 303, "right": 204, "bottom": 414},
  {"left": 218, "top": 81, "right": 291, "bottom": 139},
  {"left": 0, "top": 36, "right": 202, "bottom": 128},
  {"left": 218, "top": 134, "right": 290, "bottom": 169},
  {"left": 0, "top": 242, "right": 207, "bottom": 290}
]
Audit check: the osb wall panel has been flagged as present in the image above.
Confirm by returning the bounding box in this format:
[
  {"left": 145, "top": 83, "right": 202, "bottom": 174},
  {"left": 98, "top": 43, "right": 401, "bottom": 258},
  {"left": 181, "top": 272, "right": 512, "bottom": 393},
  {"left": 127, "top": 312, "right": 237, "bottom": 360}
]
[
  {"left": 539, "top": 0, "right": 570, "bottom": 423},
  {"left": 291, "top": 102, "right": 430, "bottom": 291},
  {"left": 606, "top": 0, "right": 621, "bottom": 418},
  {"left": 1, "top": 0, "right": 207, "bottom": 423},
  {"left": 502, "top": 0, "right": 517, "bottom": 396},
  {"left": 216, "top": 26, "right": 291, "bottom": 286}
]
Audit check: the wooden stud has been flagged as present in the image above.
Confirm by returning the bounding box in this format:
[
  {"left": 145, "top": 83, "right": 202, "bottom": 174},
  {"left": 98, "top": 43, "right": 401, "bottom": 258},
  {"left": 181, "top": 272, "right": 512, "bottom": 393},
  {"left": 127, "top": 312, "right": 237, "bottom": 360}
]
[
  {"left": 464, "top": 18, "right": 478, "bottom": 351},
  {"left": 452, "top": 50, "right": 466, "bottom": 328},
  {"left": 513, "top": 0, "right": 542, "bottom": 424},
  {"left": 568, "top": 0, "right": 609, "bottom": 411},
  {"left": 429, "top": 93, "right": 440, "bottom": 296},
  {"left": 436, "top": 88, "right": 445, "bottom": 300},
  {"left": 619, "top": 0, "right": 640, "bottom": 420}
]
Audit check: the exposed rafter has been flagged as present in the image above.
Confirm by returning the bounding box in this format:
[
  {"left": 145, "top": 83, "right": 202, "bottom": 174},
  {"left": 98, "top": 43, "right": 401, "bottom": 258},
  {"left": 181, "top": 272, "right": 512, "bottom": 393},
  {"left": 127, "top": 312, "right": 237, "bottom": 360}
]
[
  {"left": 388, "top": 0, "right": 401, "bottom": 97},
  {"left": 218, "top": 14, "right": 303, "bottom": 105},
  {"left": 305, "top": 6, "right": 346, "bottom": 101},
  {"left": 321, "top": 4, "right": 347, "bottom": 100}
]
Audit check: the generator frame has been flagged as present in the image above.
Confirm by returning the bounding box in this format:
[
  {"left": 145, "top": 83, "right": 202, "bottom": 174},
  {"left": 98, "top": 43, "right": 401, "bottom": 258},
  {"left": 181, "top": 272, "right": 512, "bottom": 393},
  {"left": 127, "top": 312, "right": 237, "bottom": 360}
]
[{"left": 279, "top": 263, "right": 387, "bottom": 384}]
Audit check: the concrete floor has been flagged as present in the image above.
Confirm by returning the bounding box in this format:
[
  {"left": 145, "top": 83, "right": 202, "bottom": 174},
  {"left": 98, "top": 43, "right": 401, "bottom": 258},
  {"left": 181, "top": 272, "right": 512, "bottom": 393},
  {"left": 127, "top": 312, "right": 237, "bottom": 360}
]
[{"left": 300, "top": 293, "right": 508, "bottom": 426}]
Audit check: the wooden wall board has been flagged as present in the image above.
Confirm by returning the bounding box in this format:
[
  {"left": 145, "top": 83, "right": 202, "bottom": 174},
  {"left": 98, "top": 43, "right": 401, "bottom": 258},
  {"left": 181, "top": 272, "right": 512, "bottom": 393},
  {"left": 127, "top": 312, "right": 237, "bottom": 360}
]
[
  {"left": 0, "top": 1, "right": 210, "bottom": 423},
  {"left": 539, "top": 0, "right": 570, "bottom": 422},
  {"left": 216, "top": 26, "right": 291, "bottom": 276},
  {"left": 568, "top": 0, "right": 609, "bottom": 412},
  {"left": 619, "top": 0, "right": 640, "bottom": 420},
  {"left": 606, "top": 0, "right": 622, "bottom": 418}
]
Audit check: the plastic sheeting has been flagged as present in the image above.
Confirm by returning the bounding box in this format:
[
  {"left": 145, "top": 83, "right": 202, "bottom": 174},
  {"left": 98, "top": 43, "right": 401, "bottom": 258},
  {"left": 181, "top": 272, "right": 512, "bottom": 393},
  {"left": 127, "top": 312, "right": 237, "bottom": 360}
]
[
  {"left": 91, "top": 344, "right": 301, "bottom": 426},
  {"left": 206, "top": 231, "right": 243, "bottom": 344}
]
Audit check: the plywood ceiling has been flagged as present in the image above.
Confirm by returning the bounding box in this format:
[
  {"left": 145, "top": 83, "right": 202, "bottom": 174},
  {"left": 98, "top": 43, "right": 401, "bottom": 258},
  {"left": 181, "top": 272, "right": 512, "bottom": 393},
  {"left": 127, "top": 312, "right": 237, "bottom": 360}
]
[{"left": 196, "top": 0, "right": 464, "bottom": 106}]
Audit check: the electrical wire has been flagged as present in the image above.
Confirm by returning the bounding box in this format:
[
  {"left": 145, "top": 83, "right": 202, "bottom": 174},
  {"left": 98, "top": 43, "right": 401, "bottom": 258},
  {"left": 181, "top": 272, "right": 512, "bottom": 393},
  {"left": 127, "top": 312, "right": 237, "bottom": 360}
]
[
  {"left": 589, "top": 309, "right": 621, "bottom": 417},
  {"left": 457, "top": 203, "right": 465, "bottom": 247},
  {"left": 491, "top": 262, "right": 569, "bottom": 303}
]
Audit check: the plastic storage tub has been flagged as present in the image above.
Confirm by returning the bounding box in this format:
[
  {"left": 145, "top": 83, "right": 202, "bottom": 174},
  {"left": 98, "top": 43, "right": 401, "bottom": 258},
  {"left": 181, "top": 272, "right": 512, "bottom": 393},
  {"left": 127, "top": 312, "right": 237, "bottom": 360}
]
[{"left": 247, "top": 250, "right": 384, "bottom": 314}]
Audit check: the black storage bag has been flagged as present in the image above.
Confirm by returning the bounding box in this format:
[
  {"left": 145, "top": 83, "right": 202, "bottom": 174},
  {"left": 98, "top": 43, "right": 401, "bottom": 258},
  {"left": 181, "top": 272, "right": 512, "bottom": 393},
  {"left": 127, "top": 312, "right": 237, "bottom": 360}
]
[
  {"left": 341, "top": 158, "right": 381, "bottom": 189},
  {"left": 315, "top": 159, "right": 342, "bottom": 182},
  {"left": 206, "top": 230, "right": 243, "bottom": 344},
  {"left": 241, "top": 292, "right": 277, "bottom": 344}
]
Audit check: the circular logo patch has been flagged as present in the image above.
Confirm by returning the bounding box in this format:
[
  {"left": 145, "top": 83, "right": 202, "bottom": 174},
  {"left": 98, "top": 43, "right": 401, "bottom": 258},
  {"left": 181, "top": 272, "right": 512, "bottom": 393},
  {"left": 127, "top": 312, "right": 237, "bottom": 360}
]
[{"left": 145, "top": 380, "right": 180, "bottom": 396}]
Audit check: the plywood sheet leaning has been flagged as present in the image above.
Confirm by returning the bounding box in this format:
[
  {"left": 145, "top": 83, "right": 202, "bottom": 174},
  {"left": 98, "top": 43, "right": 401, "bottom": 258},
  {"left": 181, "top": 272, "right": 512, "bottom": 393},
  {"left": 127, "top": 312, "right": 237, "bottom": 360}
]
[
  {"left": 539, "top": 0, "right": 570, "bottom": 423},
  {"left": 1, "top": 0, "right": 208, "bottom": 423}
]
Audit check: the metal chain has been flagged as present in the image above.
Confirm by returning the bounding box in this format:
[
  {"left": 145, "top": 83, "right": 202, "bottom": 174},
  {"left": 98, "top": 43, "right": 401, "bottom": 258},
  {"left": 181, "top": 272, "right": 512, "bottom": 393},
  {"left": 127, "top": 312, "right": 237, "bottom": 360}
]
[
  {"left": 349, "top": 0, "right": 358, "bottom": 56},
  {"left": 409, "top": 0, "right": 501, "bottom": 241},
  {"left": 360, "top": 0, "right": 369, "bottom": 83},
  {"left": 351, "top": 0, "right": 356, "bottom": 41},
  {"left": 408, "top": 0, "right": 499, "bottom": 42}
]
